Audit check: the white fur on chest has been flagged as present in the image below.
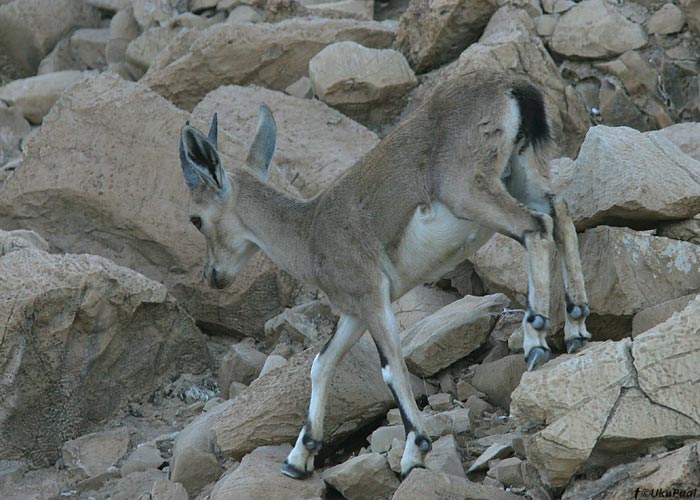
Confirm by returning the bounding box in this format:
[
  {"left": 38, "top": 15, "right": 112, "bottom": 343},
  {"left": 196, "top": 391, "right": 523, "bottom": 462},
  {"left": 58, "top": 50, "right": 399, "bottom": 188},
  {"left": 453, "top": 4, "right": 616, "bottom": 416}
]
[{"left": 388, "top": 201, "right": 492, "bottom": 296}]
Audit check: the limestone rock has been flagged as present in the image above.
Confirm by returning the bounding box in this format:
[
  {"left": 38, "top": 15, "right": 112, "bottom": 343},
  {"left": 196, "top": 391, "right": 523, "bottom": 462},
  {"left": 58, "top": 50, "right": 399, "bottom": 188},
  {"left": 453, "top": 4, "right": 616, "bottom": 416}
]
[
  {"left": 133, "top": 0, "right": 186, "bottom": 30},
  {"left": 125, "top": 24, "right": 192, "bottom": 78},
  {"left": 62, "top": 428, "right": 130, "bottom": 478},
  {"left": 212, "top": 337, "right": 403, "bottom": 459},
  {"left": 647, "top": 3, "right": 685, "bottom": 34},
  {"left": 219, "top": 343, "right": 266, "bottom": 397},
  {"left": 657, "top": 218, "right": 700, "bottom": 244},
  {"left": 423, "top": 407, "right": 470, "bottom": 438},
  {"left": 121, "top": 443, "right": 165, "bottom": 476},
  {"left": 210, "top": 445, "right": 325, "bottom": 500},
  {"left": 551, "top": 0, "right": 647, "bottom": 59},
  {"left": 0, "top": 229, "right": 48, "bottom": 256},
  {"left": 428, "top": 393, "right": 453, "bottom": 412},
  {"left": 395, "top": 0, "right": 498, "bottom": 73},
  {"left": 467, "top": 442, "right": 513, "bottom": 473},
  {"left": 394, "top": 286, "right": 458, "bottom": 333},
  {"left": 392, "top": 468, "right": 521, "bottom": 500},
  {"left": 171, "top": 401, "right": 232, "bottom": 497},
  {"left": 0, "top": 74, "right": 296, "bottom": 338},
  {"left": 511, "top": 299, "right": 700, "bottom": 487},
  {"left": 151, "top": 480, "right": 189, "bottom": 500},
  {"left": 425, "top": 435, "right": 465, "bottom": 478},
  {"left": 309, "top": 41, "right": 416, "bottom": 127},
  {"left": 650, "top": 122, "right": 700, "bottom": 161},
  {"left": 0, "top": 71, "right": 87, "bottom": 124},
  {"left": 552, "top": 126, "right": 700, "bottom": 230},
  {"left": 142, "top": 17, "right": 397, "bottom": 110},
  {"left": 0, "top": 0, "right": 101, "bottom": 78},
  {"left": 0, "top": 247, "right": 210, "bottom": 466},
  {"left": 227, "top": 4, "right": 264, "bottom": 23},
  {"left": 632, "top": 294, "right": 697, "bottom": 336},
  {"left": 470, "top": 355, "right": 527, "bottom": 410},
  {"left": 192, "top": 84, "right": 379, "bottom": 197},
  {"left": 402, "top": 294, "right": 509, "bottom": 377},
  {"left": 681, "top": 0, "right": 700, "bottom": 32},
  {"left": 70, "top": 28, "right": 110, "bottom": 69},
  {"left": 37, "top": 39, "right": 83, "bottom": 75},
  {"left": 0, "top": 105, "right": 30, "bottom": 167},
  {"left": 107, "top": 8, "right": 141, "bottom": 66},
  {"left": 322, "top": 453, "right": 399, "bottom": 500},
  {"left": 101, "top": 469, "right": 167, "bottom": 500},
  {"left": 258, "top": 354, "right": 287, "bottom": 378},
  {"left": 488, "top": 457, "right": 525, "bottom": 487},
  {"left": 370, "top": 425, "right": 405, "bottom": 454}
]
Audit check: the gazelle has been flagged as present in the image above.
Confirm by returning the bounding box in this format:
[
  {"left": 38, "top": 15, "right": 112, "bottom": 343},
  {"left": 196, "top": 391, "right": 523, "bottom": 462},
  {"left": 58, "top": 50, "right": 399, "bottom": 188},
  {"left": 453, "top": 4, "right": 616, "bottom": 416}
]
[{"left": 177, "top": 70, "right": 591, "bottom": 479}]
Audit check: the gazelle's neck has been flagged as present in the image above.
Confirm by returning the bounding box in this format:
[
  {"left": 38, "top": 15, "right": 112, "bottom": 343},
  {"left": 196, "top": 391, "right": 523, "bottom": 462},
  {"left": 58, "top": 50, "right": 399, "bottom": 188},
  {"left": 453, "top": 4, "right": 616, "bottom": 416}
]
[{"left": 231, "top": 168, "right": 316, "bottom": 280}]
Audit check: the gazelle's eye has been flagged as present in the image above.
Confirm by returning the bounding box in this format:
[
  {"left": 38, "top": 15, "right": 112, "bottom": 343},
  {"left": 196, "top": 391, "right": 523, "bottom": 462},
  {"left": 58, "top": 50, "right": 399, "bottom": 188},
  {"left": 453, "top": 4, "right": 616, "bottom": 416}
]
[{"left": 190, "top": 216, "right": 202, "bottom": 230}]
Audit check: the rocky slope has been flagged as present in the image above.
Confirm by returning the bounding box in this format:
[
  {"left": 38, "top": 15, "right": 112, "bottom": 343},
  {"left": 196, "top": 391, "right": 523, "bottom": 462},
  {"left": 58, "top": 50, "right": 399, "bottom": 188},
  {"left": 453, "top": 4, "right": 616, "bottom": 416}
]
[{"left": 1, "top": 0, "right": 699, "bottom": 499}]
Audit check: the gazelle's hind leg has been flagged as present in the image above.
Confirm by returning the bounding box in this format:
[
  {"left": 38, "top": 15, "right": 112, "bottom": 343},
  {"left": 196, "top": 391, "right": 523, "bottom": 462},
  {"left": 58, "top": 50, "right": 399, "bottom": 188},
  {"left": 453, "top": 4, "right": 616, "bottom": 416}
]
[
  {"left": 282, "top": 315, "right": 365, "bottom": 479},
  {"left": 551, "top": 196, "right": 592, "bottom": 353}
]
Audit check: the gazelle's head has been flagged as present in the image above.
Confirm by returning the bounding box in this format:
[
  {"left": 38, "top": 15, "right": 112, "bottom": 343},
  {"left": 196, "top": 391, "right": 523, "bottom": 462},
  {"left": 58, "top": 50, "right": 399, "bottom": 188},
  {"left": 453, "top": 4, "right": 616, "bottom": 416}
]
[{"left": 179, "top": 105, "right": 276, "bottom": 289}]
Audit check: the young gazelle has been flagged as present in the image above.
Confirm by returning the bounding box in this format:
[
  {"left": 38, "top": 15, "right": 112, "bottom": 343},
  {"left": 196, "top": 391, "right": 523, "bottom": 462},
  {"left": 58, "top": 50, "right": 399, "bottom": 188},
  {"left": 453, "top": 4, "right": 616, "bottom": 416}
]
[{"left": 177, "top": 70, "right": 591, "bottom": 479}]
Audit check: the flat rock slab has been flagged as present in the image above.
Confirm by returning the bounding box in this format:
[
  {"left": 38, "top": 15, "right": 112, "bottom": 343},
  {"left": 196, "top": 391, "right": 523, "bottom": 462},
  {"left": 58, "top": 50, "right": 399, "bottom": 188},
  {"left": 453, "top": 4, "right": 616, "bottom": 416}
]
[
  {"left": 62, "top": 428, "right": 130, "bottom": 478},
  {"left": 210, "top": 446, "right": 325, "bottom": 500}
]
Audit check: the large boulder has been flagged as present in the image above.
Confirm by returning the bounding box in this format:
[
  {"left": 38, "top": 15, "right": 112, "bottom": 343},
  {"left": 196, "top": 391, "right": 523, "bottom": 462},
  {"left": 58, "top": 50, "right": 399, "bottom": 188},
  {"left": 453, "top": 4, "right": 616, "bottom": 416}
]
[
  {"left": 191, "top": 84, "right": 379, "bottom": 197},
  {"left": 552, "top": 126, "right": 700, "bottom": 230},
  {"left": 395, "top": 0, "right": 498, "bottom": 73},
  {"left": 212, "top": 336, "right": 427, "bottom": 459},
  {"left": 0, "top": 0, "right": 101, "bottom": 79},
  {"left": 550, "top": 0, "right": 647, "bottom": 59},
  {"left": 141, "top": 17, "right": 397, "bottom": 110},
  {"left": 0, "top": 245, "right": 210, "bottom": 466},
  {"left": 511, "top": 296, "right": 700, "bottom": 487},
  {"left": 308, "top": 41, "right": 417, "bottom": 128},
  {"left": 210, "top": 445, "right": 325, "bottom": 500},
  {"left": 650, "top": 122, "right": 700, "bottom": 161},
  {"left": 0, "top": 74, "right": 296, "bottom": 338}
]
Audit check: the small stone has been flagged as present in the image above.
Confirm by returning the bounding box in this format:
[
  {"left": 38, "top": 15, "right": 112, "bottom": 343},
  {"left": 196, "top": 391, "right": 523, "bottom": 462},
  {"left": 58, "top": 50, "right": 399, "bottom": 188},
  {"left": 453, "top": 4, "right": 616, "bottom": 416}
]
[
  {"left": 456, "top": 381, "right": 485, "bottom": 402},
  {"left": 227, "top": 4, "right": 263, "bottom": 22},
  {"left": 425, "top": 435, "right": 465, "bottom": 478},
  {"left": 62, "top": 428, "right": 130, "bottom": 478},
  {"left": 70, "top": 28, "right": 110, "bottom": 69},
  {"left": 370, "top": 425, "right": 405, "bottom": 454},
  {"left": 489, "top": 456, "right": 525, "bottom": 487},
  {"left": 151, "top": 479, "right": 189, "bottom": 500},
  {"left": 322, "top": 453, "right": 399, "bottom": 500},
  {"left": 647, "top": 3, "right": 685, "bottom": 34},
  {"left": 465, "top": 396, "right": 494, "bottom": 428},
  {"left": 387, "top": 408, "right": 402, "bottom": 426},
  {"left": 257, "top": 354, "right": 287, "bottom": 378},
  {"left": 284, "top": 77, "right": 313, "bottom": 99},
  {"left": 228, "top": 381, "right": 248, "bottom": 400},
  {"left": 470, "top": 355, "right": 527, "bottom": 410},
  {"left": 387, "top": 438, "right": 404, "bottom": 473},
  {"left": 423, "top": 408, "right": 470, "bottom": 438},
  {"left": 219, "top": 343, "right": 266, "bottom": 396},
  {"left": 428, "top": 393, "right": 453, "bottom": 412},
  {"left": 467, "top": 442, "right": 513, "bottom": 473},
  {"left": 122, "top": 443, "right": 165, "bottom": 476}
]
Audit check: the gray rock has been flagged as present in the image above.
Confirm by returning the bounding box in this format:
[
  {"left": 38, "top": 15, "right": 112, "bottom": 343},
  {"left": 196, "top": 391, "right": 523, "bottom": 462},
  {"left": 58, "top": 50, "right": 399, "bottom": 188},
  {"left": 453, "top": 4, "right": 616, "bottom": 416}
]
[
  {"left": 322, "top": 453, "right": 399, "bottom": 500},
  {"left": 62, "top": 428, "right": 130, "bottom": 478}
]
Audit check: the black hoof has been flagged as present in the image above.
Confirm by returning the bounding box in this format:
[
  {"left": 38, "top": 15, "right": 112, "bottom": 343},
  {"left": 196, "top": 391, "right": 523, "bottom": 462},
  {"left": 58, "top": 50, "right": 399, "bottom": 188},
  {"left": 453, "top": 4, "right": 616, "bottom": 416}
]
[
  {"left": 566, "top": 337, "right": 587, "bottom": 354},
  {"left": 526, "top": 346, "right": 550, "bottom": 371},
  {"left": 400, "top": 464, "right": 426, "bottom": 480},
  {"left": 281, "top": 460, "right": 312, "bottom": 480}
]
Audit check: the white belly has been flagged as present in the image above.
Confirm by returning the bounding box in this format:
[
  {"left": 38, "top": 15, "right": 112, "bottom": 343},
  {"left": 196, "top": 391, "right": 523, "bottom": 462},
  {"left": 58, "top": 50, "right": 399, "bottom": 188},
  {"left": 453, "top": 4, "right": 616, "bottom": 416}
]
[{"left": 388, "top": 201, "right": 493, "bottom": 298}]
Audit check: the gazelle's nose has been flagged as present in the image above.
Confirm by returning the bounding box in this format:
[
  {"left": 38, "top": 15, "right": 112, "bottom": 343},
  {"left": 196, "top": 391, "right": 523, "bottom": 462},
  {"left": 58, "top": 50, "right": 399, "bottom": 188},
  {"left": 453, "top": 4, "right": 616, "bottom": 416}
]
[{"left": 209, "top": 268, "right": 227, "bottom": 289}]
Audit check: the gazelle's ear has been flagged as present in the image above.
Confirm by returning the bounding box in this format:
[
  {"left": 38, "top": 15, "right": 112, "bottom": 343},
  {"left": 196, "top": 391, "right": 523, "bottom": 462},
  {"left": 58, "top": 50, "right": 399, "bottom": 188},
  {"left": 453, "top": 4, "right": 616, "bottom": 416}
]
[
  {"left": 245, "top": 104, "right": 276, "bottom": 181},
  {"left": 180, "top": 119, "right": 229, "bottom": 194}
]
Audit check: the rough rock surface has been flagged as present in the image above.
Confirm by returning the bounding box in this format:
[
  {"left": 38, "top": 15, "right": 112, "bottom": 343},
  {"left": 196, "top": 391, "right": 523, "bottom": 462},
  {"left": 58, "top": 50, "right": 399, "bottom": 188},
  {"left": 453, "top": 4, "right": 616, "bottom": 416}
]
[
  {"left": 142, "top": 17, "right": 397, "bottom": 110},
  {"left": 62, "top": 428, "right": 130, "bottom": 478},
  {"left": 552, "top": 126, "right": 700, "bottom": 230},
  {"left": 309, "top": 41, "right": 416, "bottom": 127},
  {"left": 632, "top": 294, "right": 697, "bottom": 336},
  {"left": 0, "top": 246, "right": 210, "bottom": 465},
  {"left": 210, "top": 445, "right": 325, "bottom": 500},
  {"left": 551, "top": 0, "right": 647, "bottom": 59},
  {"left": 192, "top": 84, "right": 379, "bottom": 197},
  {"left": 650, "top": 122, "right": 700, "bottom": 161},
  {"left": 0, "top": 74, "right": 296, "bottom": 338},
  {"left": 0, "top": 70, "right": 87, "bottom": 124},
  {"left": 392, "top": 468, "right": 521, "bottom": 500},
  {"left": 395, "top": 0, "right": 498, "bottom": 73},
  {"left": 213, "top": 337, "right": 408, "bottom": 459},
  {"left": 0, "top": 0, "right": 101, "bottom": 78},
  {"left": 657, "top": 218, "right": 700, "bottom": 244},
  {"left": 511, "top": 296, "right": 700, "bottom": 487},
  {"left": 470, "top": 355, "right": 527, "bottom": 410},
  {"left": 219, "top": 343, "right": 267, "bottom": 397},
  {"left": 151, "top": 480, "right": 189, "bottom": 500},
  {"left": 322, "top": 452, "right": 400, "bottom": 500},
  {"left": 402, "top": 294, "right": 509, "bottom": 377}
]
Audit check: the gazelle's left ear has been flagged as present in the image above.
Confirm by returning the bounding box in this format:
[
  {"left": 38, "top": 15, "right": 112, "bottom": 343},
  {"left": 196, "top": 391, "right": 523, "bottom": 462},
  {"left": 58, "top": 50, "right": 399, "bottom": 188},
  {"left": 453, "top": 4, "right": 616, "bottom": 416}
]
[
  {"left": 245, "top": 104, "right": 276, "bottom": 181},
  {"left": 180, "top": 115, "right": 229, "bottom": 194}
]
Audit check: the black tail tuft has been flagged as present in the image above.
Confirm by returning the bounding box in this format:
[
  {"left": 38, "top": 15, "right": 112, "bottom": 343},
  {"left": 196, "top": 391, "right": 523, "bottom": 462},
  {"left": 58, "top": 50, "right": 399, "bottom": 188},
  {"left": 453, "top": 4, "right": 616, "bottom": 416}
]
[{"left": 511, "top": 83, "right": 551, "bottom": 149}]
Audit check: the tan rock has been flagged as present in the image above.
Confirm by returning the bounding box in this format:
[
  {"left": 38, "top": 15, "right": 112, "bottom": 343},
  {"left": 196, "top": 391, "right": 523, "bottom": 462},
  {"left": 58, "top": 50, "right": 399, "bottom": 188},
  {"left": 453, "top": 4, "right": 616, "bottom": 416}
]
[
  {"left": 309, "top": 41, "right": 416, "bottom": 127},
  {"left": 212, "top": 337, "right": 400, "bottom": 460},
  {"left": 142, "top": 17, "right": 397, "bottom": 110},
  {"left": 680, "top": 0, "right": 700, "bottom": 32},
  {"left": 0, "top": 248, "right": 209, "bottom": 466},
  {"left": 258, "top": 354, "right": 287, "bottom": 378},
  {"left": 553, "top": 126, "right": 700, "bottom": 229},
  {"left": 392, "top": 468, "right": 521, "bottom": 500},
  {"left": 551, "top": 0, "right": 647, "bottom": 59},
  {"left": 395, "top": 0, "right": 498, "bottom": 73},
  {"left": 425, "top": 435, "right": 465, "bottom": 478},
  {"left": 597, "top": 78, "right": 648, "bottom": 130},
  {"left": 322, "top": 453, "right": 399, "bottom": 500},
  {"left": 650, "top": 122, "right": 700, "bottom": 161},
  {"left": 467, "top": 442, "right": 513, "bottom": 473},
  {"left": 306, "top": 0, "right": 374, "bottom": 20},
  {"left": 488, "top": 457, "right": 525, "bottom": 487},
  {"left": 370, "top": 425, "right": 405, "bottom": 454},
  {"left": 62, "top": 428, "right": 130, "bottom": 478},
  {"left": 657, "top": 218, "right": 700, "bottom": 244},
  {"left": 191, "top": 84, "right": 379, "bottom": 197},
  {"left": 0, "top": 71, "right": 87, "bottom": 124},
  {"left": 0, "top": 229, "right": 48, "bottom": 255},
  {"left": 428, "top": 393, "right": 453, "bottom": 412},
  {"left": 211, "top": 445, "right": 325, "bottom": 500},
  {"left": 101, "top": 469, "right": 167, "bottom": 500},
  {"left": 393, "top": 286, "right": 458, "bottom": 333},
  {"left": 470, "top": 354, "right": 527, "bottom": 410},
  {"left": 227, "top": 4, "right": 264, "bottom": 22},
  {"left": 171, "top": 401, "right": 232, "bottom": 497},
  {"left": 125, "top": 25, "right": 189, "bottom": 78},
  {"left": 133, "top": 0, "right": 184, "bottom": 29},
  {"left": 37, "top": 39, "right": 83, "bottom": 75},
  {"left": 106, "top": 8, "right": 141, "bottom": 66},
  {"left": 121, "top": 443, "right": 165, "bottom": 476},
  {"left": 402, "top": 294, "right": 509, "bottom": 377},
  {"left": 0, "top": 74, "right": 296, "bottom": 338},
  {"left": 151, "top": 480, "right": 189, "bottom": 500},
  {"left": 423, "top": 407, "right": 471, "bottom": 438},
  {"left": 0, "top": 105, "right": 30, "bottom": 166},
  {"left": 647, "top": 3, "right": 685, "bottom": 34},
  {"left": 70, "top": 28, "right": 110, "bottom": 69},
  {"left": 632, "top": 294, "right": 697, "bottom": 336},
  {"left": 219, "top": 343, "right": 266, "bottom": 397},
  {"left": 0, "top": 0, "right": 100, "bottom": 78},
  {"left": 472, "top": 234, "right": 528, "bottom": 306}
]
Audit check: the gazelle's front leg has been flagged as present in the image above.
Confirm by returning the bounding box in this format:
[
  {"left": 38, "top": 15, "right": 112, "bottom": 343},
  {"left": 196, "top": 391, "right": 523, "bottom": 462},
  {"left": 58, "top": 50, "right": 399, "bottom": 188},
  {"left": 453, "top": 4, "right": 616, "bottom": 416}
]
[
  {"left": 364, "top": 283, "right": 432, "bottom": 478},
  {"left": 551, "top": 196, "right": 591, "bottom": 353},
  {"left": 282, "top": 315, "right": 365, "bottom": 479}
]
